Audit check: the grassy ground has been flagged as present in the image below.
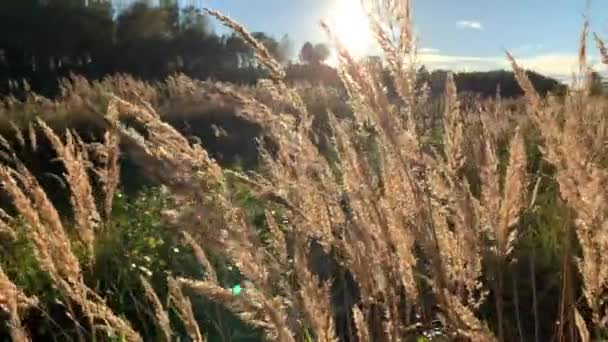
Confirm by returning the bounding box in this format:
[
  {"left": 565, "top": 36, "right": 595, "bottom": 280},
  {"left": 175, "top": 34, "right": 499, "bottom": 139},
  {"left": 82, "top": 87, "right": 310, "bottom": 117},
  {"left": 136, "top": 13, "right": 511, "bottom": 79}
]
[{"left": 0, "top": 4, "right": 608, "bottom": 342}]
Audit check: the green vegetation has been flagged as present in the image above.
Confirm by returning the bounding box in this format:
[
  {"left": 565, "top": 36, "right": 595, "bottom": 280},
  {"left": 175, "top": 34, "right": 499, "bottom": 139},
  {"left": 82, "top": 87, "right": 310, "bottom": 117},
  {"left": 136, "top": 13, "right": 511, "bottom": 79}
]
[{"left": 0, "top": 1, "right": 607, "bottom": 342}]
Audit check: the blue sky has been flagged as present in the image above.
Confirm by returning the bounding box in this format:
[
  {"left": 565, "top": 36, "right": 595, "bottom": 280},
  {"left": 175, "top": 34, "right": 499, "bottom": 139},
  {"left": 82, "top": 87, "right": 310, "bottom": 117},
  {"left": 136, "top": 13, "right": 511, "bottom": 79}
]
[{"left": 202, "top": 0, "right": 608, "bottom": 78}]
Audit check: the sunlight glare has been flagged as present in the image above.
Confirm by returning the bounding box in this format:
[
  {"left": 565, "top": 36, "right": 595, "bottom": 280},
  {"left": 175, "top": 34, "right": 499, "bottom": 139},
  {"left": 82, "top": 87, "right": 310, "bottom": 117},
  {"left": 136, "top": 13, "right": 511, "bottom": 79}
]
[{"left": 328, "top": 0, "right": 373, "bottom": 60}]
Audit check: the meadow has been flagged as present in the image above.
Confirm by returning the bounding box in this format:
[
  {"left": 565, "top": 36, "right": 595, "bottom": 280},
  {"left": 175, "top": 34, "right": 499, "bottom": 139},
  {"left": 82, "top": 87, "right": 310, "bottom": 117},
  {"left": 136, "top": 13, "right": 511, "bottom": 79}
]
[{"left": 0, "top": 2, "right": 607, "bottom": 342}]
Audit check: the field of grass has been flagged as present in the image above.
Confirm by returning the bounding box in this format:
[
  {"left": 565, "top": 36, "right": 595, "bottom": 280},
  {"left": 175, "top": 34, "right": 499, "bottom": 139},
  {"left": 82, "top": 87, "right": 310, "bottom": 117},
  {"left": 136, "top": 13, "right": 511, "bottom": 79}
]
[{"left": 0, "top": 3, "right": 608, "bottom": 342}]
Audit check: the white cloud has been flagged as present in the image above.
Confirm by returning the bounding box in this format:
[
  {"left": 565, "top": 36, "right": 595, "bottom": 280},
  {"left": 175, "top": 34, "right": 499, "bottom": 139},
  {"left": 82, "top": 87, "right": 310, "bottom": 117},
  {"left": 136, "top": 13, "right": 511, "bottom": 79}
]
[
  {"left": 456, "top": 20, "right": 483, "bottom": 31},
  {"left": 418, "top": 51, "right": 607, "bottom": 79},
  {"left": 419, "top": 47, "right": 440, "bottom": 54},
  {"left": 510, "top": 53, "right": 607, "bottom": 77},
  {"left": 511, "top": 44, "right": 544, "bottom": 54},
  {"left": 418, "top": 53, "right": 502, "bottom": 71},
  {"left": 512, "top": 54, "right": 577, "bottom": 76}
]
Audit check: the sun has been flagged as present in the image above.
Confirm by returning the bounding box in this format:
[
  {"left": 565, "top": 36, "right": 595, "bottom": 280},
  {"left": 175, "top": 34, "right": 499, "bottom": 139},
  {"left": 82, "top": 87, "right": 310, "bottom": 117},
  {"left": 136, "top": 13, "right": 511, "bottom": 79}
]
[{"left": 327, "top": 0, "right": 373, "bottom": 59}]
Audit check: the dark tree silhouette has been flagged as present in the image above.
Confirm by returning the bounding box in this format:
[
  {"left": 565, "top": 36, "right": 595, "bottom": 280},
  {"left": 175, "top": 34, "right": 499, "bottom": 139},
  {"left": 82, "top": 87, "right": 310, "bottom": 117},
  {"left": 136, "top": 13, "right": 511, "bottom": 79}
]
[
  {"left": 299, "top": 42, "right": 331, "bottom": 64},
  {"left": 299, "top": 42, "right": 316, "bottom": 64},
  {"left": 0, "top": 1, "right": 564, "bottom": 98},
  {"left": 313, "top": 43, "right": 331, "bottom": 63}
]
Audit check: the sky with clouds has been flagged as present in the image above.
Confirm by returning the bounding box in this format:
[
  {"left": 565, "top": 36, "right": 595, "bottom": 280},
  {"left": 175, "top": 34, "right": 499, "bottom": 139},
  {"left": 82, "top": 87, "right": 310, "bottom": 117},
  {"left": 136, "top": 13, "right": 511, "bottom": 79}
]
[{"left": 203, "top": 0, "right": 608, "bottom": 79}]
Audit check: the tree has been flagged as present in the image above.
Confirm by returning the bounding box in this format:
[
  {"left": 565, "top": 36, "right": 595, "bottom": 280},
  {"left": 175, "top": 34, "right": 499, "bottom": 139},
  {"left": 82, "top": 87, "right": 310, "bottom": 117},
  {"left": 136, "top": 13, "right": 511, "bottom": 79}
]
[
  {"left": 180, "top": 6, "right": 212, "bottom": 35},
  {"left": 0, "top": 0, "right": 348, "bottom": 95},
  {"left": 222, "top": 32, "right": 282, "bottom": 69},
  {"left": 313, "top": 43, "right": 330, "bottom": 64},
  {"left": 224, "top": 34, "right": 250, "bottom": 68},
  {"left": 299, "top": 42, "right": 315, "bottom": 64},
  {"left": 114, "top": 3, "right": 178, "bottom": 79},
  {"left": 412, "top": 69, "right": 565, "bottom": 98},
  {"left": 252, "top": 32, "right": 280, "bottom": 61},
  {"left": 299, "top": 42, "right": 330, "bottom": 64},
  {"left": 116, "top": 3, "right": 173, "bottom": 43},
  {"left": 159, "top": 0, "right": 178, "bottom": 7},
  {"left": 173, "top": 14, "right": 223, "bottom": 78},
  {"left": 589, "top": 71, "right": 604, "bottom": 96},
  {"left": 277, "top": 34, "right": 293, "bottom": 64}
]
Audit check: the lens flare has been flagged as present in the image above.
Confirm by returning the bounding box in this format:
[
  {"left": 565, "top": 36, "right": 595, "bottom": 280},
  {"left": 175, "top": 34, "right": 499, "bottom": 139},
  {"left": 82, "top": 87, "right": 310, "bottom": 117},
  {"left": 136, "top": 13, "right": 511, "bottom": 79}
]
[{"left": 328, "top": 0, "right": 373, "bottom": 59}]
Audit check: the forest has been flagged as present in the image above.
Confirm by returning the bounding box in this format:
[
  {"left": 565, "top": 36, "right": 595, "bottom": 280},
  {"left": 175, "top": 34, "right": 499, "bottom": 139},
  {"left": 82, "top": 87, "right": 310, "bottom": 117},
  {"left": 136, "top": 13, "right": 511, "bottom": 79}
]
[{"left": 0, "top": 0, "right": 566, "bottom": 98}]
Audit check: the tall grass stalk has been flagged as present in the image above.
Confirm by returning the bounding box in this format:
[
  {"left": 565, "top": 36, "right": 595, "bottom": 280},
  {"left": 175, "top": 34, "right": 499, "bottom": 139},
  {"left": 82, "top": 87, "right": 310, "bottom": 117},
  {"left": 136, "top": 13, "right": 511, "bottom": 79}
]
[{"left": 0, "top": 2, "right": 607, "bottom": 341}]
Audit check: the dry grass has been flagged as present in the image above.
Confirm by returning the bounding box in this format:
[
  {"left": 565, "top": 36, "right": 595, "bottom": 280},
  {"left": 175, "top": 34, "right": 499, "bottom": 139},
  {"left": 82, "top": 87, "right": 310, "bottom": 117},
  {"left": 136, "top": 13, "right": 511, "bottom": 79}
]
[
  {"left": 0, "top": 267, "right": 36, "bottom": 342},
  {"left": 204, "top": 9, "right": 285, "bottom": 81},
  {"left": 0, "top": 1, "right": 607, "bottom": 341},
  {"left": 0, "top": 138, "right": 142, "bottom": 341},
  {"left": 140, "top": 276, "right": 172, "bottom": 341},
  {"left": 167, "top": 276, "right": 204, "bottom": 342},
  {"left": 510, "top": 40, "right": 608, "bottom": 332}
]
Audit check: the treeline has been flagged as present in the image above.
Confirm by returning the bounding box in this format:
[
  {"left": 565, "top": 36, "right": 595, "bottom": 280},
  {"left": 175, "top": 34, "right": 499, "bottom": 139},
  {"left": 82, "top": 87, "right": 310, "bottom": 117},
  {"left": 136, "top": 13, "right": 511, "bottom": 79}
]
[
  {"left": 0, "top": 0, "right": 308, "bottom": 96},
  {"left": 0, "top": 0, "right": 566, "bottom": 99},
  {"left": 423, "top": 68, "right": 567, "bottom": 97},
  {"left": 391, "top": 67, "right": 566, "bottom": 99}
]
